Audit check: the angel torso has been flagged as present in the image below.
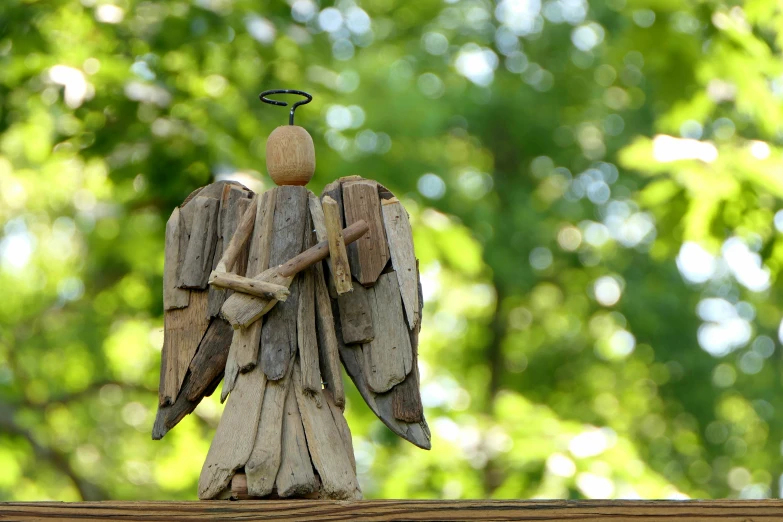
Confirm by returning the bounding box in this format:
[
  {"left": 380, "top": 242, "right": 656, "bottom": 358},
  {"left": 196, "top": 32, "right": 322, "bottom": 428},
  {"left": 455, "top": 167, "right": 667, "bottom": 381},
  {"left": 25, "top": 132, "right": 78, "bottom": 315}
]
[{"left": 154, "top": 176, "right": 429, "bottom": 500}]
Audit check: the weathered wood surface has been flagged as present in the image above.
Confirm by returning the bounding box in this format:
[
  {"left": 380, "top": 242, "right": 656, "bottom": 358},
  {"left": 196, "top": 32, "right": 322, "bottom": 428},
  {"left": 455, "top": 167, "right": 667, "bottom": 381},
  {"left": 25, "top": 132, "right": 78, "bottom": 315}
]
[
  {"left": 220, "top": 219, "right": 370, "bottom": 328},
  {"left": 322, "top": 195, "right": 352, "bottom": 295},
  {"left": 197, "top": 364, "right": 267, "bottom": 500},
  {"left": 209, "top": 272, "right": 290, "bottom": 301},
  {"left": 163, "top": 207, "right": 190, "bottom": 310},
  {"left": 208, "top": 187, "right": 251, "bottom": 316},
  {"left": 313, "top": 261, "right": 345, "bottom": 409},
  {"left": 342, "top": 180, "right": 390, "bottom": 286},
  {"left": 261, "top": 186, "right": 309, "bottom": 381},
  {"left": 381, "top": 197, "right": 419, "bottom": 330},
  {"left": 215, "top": 194, "right": 258, "bottom": 274},
  {"left": 275, "top": 383, "right": 318, "bottom": 498},
  {"left": 179, "top": 196, "right": 220, "bottom": 289},
  {"left": 297, "top": 264, "right": 321, "bottom": 395},
  {"left": 6, "top": 500, "right": 783, "bottom": 520},
  {"left": 393, "top": 263, "right": 425, "bottom": 423},
  {"left": 335, "top": 306, "right": 431, "bottom": 450},
  {"left": 246, "top": 365, "right": 292, "bottom": 497},
  {"left": 362, "top": 272, "right": 413, "bottom": 393},
  {"left": 221, "top": 190, "right": 276, "bottom": 401},
  {"left": 160, "top": 291, "right": 209, "bottom": 406},
  {"left": 337, "top": 281, "right": 374, "bottom": 345},
  {"left": 293, "top": 361, "right": 361, "bottom": 500}
]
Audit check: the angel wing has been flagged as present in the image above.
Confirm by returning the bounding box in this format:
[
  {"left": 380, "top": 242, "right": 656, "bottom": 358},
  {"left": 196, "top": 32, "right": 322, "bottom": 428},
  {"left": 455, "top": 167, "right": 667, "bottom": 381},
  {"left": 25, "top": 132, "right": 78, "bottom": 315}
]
[
  {"left": 318, "top": 176, "right": 431, "bottom": 450},
  {"left": 153, "top": 180, "right": 254, "bottom": 440}
]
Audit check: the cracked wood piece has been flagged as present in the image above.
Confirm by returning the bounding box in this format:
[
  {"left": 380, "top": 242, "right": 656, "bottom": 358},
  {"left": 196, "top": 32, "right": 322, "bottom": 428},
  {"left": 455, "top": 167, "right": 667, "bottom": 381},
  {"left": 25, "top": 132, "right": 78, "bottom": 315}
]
[
  {"left": 293, "top": 361, "right": 361, "bottom": 500},
  {"left": 209, "top": 191, "right": 251, "bottom": 317},
  {"left": 362, "top": 272, "right": 413, "bottom": 393},
  {"left": 185, "top": 318, "right": 233, "bottom": 402},
  {"left": 178, "top": 196, "right": 220, "bottom": 289},
  {"left": 219, "top": 219, "right": 370, "bottom": 328},
  {"left": 324, "top": 389, "right": 355, "bottom": 473},
  {"left": 163, "top": 207, "right": 190, "bottom": 310},
  {"left": 381, "top": 197, "right": 419, "bottom": 330},
  {"left": 221, "top": 191, "right": 276, "bottom": 401},
  {"left": 261, "top": 186, "right": 309, "bottom": 381},
  {"left": 314, "top": 261, "right": 345, "bottom": 409},
  {"left": 298, "top": 254, "right": 321, "bottom": 395},
  {"left": 337, "top": 281, "right": 374, "bottom": 345},
  {"left": 161, "top": 291, "right": 210, "bottom": 405},
  {"left": 342, "top": 180, "right": 389, "bottom": 286},
  {"left": 322, "top": 196, "right": 352, "bottom": 295},
  {"left": 275, "top": 381, "right": 318, "bottom": 498},
  {"left": 197, "top": 364, "right": 267, "bottom": 499},
  {"left": 246, "top": 362, "right": 293, "bottom": 497}
]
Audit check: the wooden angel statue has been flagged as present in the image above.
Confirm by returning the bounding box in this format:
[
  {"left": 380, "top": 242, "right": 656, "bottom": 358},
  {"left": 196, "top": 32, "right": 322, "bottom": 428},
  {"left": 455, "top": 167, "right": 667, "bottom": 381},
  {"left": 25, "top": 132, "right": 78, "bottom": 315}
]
[{"left": 153, "top": 90, "right": 430, "bottom": 500}]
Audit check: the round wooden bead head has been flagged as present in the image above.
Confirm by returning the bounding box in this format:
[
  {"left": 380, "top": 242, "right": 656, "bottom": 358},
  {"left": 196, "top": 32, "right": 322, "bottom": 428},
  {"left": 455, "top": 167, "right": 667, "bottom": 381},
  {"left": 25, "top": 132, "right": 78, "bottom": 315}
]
[
  {"left": 259, "top": 89, "right": 315, "bottom": 186},
  {"left": 266, "top": 125, "right": 315, "bottom": 186}
]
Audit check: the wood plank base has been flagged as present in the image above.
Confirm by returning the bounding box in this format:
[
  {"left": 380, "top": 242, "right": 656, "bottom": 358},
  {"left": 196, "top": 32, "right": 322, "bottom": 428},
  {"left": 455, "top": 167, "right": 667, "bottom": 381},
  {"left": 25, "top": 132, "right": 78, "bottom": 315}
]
[{"left": 1, "top": 500, "right": 782, "bottom": 521}]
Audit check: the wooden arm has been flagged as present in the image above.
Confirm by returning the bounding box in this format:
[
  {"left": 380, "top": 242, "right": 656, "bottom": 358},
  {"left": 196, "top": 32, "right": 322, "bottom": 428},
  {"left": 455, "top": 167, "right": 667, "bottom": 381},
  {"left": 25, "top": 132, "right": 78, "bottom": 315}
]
[{"left": 208, "top": 272, "right": 290, "bottom": 301}]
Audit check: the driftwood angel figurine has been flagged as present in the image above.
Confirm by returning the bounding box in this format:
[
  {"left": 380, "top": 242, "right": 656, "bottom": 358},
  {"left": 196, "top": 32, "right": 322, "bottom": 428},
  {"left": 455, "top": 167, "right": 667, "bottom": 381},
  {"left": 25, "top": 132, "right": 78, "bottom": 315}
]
[{"left": 153, "top": 90, "right": 430, "bottom": 500}]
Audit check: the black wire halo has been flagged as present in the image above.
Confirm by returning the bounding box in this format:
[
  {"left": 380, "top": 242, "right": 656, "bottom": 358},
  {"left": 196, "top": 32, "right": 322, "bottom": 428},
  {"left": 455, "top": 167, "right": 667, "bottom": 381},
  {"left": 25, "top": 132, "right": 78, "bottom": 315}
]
[{"left": 258, "top": 89, "right": 313, "bottom": 125}]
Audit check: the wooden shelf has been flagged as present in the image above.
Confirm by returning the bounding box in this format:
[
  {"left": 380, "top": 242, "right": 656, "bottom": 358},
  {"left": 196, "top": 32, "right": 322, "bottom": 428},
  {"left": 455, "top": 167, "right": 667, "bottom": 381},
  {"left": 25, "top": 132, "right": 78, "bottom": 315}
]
[{"left": 1, "top": 499, "right": 782, "bottom": 521}]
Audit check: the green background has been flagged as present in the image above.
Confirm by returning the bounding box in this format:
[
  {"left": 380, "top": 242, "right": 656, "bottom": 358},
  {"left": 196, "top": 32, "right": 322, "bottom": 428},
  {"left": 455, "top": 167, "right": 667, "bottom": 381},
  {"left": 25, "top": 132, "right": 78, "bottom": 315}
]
[{"left": 1, "top": 0, "right": 782, "bottom": 501}]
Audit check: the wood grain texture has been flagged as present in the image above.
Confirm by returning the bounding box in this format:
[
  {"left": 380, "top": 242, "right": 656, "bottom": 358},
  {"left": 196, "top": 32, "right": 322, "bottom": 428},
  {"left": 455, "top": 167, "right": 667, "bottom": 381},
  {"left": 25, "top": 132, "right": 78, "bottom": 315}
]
[
  {"left": 393, "top": 262, "right": 425, "bottom": 423},
  {"left": 298, "top": 259, "right": 321, "bottom": 395},
  {"left": 163, "top": 207, "right": 190, "bottom": 310},
  {"left": 275, "top": 382, "right": 318, "bottom": 498},
  {"left": 209, "top": 272, "right": 290, "bottom": 301},
  {"left": 215, "top": 194, "right": 258, "bottom": 274},
  {"left": 246, "top": 364, "right": 292, "bottom": 497},
  {"left": 381, "top": 197, "right": 419, "bottom": 330},
  {"left": 8, "top": 500, "right": 783, "bottom": 520},
  {"left": 324, "top": 389, "right": 355, "bottom": 474},
  {"left": 314, "top": 261, "right": 345, "bottom": 409},
  {"left": 220, "top": 220, "right": 370, "bottom": 329},
  {"left": 342, "top": 180, "right": 390, "bottom": 286},
  {"left": 337, "top": 281, "right": 374, "bottom": 345},
  {"left": 323, "top": 195, "right": 352, "bottom": 295},
  {"left": 160, "top": 291, "right": 210, "bottom": 405},
  {"left": 261, "top": 186, "right": 309, "bottom": 381},
  {"left": 198, "top": 364, "right": 267, "bottom": 499},
  {"left": 185, "top": 318, "right": 234, "bottom": 402},
  {"left": 293, "top": 360, "right": 361, "bottom": 500},
  {"left": 221, "top": 189, "right": 278, "bottom": 401},
  {"left": 153, "top": 316, "right": 232, "bottom": 440},
  {"left": 335, "top": 302, "right": 430, "bottom": 450},
  {"left": 179, "top": 196, "right": 220, "bottom": 289},
  {"left": 362, "top": 272, "right": 413, "bottom": 393},
  {"left": 208, "top": 190, "right": 251, "bottom": 317},
  {"left": 266, "top": 125, "right": 316, "bottom": 187}
]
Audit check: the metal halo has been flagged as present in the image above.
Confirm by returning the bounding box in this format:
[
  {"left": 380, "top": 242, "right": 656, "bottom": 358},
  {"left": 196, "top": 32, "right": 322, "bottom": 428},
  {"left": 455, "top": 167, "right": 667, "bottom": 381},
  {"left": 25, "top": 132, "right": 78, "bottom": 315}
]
[{"left": 258, "top": 89, "right": 313, "bottom": 125}]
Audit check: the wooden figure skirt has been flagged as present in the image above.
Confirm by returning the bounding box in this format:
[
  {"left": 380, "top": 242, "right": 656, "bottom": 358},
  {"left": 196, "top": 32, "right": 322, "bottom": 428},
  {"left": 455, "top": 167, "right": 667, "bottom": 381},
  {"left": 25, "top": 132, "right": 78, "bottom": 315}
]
[{"left": 153, "top": 90, "right": 430, "bottom": 501}]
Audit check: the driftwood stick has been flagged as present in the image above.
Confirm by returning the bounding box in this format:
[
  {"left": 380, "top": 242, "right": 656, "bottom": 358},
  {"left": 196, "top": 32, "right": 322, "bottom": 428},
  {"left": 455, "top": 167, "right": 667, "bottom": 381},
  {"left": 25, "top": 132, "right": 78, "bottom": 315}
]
[
  {"left": 322, "top": 196, "right": 352, "bottom": 295},
  {"left": 220, "top": 221, "right": 370, "bottom": 329},
  {"left": 209, "top": 272, "right": 290, "bottom": 301},
  {"left": 215, "top": 195, "right": 259, "bottom": 274},
  {"left": 278, "top": 220, "right": 369, "bottom": 278}
]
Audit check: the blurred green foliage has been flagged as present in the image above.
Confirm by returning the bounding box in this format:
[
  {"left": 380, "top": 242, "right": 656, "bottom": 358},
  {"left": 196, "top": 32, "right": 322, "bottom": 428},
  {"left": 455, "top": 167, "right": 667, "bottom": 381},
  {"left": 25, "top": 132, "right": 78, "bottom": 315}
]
[{"left": 1, "top": 0, "right": 782, "bottom": 501}]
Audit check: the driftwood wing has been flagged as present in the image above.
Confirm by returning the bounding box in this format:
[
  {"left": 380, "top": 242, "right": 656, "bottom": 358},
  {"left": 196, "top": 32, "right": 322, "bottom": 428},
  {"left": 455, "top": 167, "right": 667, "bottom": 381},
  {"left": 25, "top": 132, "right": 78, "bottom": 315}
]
[
  {"left": 153, "top": 180, "right": 254, "bottom": 440},
  {"left": 320, "top": 177, "right": 430, "bottom": 450}
]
